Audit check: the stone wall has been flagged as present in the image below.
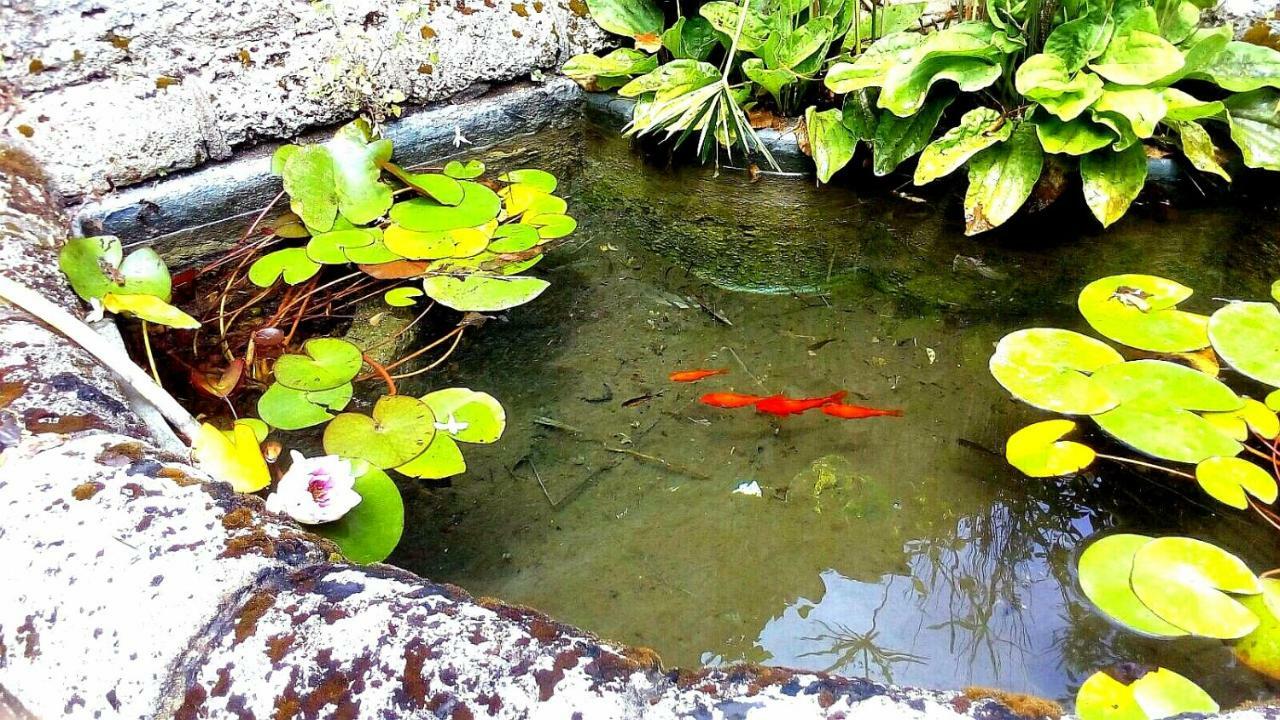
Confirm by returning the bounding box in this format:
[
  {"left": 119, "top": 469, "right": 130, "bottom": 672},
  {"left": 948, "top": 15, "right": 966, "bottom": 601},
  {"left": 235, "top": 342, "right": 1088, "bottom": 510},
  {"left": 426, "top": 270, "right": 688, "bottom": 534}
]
[{"left": 0, "top": 0, "right": 608, "bottom": 200}]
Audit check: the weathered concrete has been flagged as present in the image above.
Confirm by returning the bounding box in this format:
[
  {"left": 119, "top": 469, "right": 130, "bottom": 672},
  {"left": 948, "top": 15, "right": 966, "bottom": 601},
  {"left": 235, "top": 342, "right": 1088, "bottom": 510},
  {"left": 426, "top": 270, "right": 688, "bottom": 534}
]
[{"left": 0, "top": 0, "right": 607, "bottom": 200}]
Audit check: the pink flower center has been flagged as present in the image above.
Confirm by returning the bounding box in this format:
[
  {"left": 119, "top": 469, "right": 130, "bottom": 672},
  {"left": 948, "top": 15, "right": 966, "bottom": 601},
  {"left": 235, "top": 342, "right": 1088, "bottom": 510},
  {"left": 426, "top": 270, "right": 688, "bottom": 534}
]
[{"left": 306, "top": 471, "right": 332, "bottom": 506}]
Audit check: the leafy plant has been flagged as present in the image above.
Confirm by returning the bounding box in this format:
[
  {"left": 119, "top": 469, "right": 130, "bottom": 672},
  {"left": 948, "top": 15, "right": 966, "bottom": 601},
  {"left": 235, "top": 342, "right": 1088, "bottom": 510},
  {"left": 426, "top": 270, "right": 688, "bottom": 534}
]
[{"left": 1076, "top": 666, "right": 1218, "bottom": 720}]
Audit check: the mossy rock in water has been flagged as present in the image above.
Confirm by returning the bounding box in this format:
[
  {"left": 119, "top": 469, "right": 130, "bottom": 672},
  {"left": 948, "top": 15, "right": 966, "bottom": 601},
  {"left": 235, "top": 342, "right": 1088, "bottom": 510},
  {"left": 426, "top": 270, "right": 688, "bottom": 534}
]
[{"left": 792, "top": 454, "right": 890, "bottom": 517}]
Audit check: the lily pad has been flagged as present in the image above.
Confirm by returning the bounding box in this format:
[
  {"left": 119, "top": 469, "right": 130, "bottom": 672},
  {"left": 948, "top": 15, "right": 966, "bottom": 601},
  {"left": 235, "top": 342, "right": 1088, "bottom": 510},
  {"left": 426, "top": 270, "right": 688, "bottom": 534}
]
[
  {"left": 498, "top": 168, "right": 557, "bottom": 193},
  {"left": 395, "top": 434, "right": 466, "bottom": 479},
  {"left": 1208, "top": 301, "right": 1280, "bottom": 387},
  {"left": 257, "top": 382, "right": 353, "bottom": 430},
  {"left": 449, "top": 228, "right": 491, "bottom": 258},
  {"left": 422, "top": 274, "right": 549, "bottom": 312},
  {"left": 388, "top": 182, "right": 501, "bottom": 232},
  {"left": 1092, "top": 399, "right": 1241, "bottom": 464},
  {"left": 383, "top": 225, "right": 456, "bottom": 260},
  {"left": 1075, "top": 671, "right": 1146, "bottom": 720},
  {"left": 1078, "top": 533, "right": 1186, "bottom": 637},
  {"left": 1195, "top": 456, "right": 1277, "bottom": 509},
  {"left": 989, "top": 328, "right": 1124, "bottom": 415},
  {"left": 421, "top": 388, "right": 505, "bottom": 444},
  {"left": 314, "top": 467, "right": 403, "bottom": 564},
  {"left": 1231, "top": 590, "right": 1280, "bottom": 680},
  {"left": 60, "top": 236, "right": 172, "bottom": 302},
  {"left": 223, "top": 418, "right": 269, "bottom": 444},
  {"left": 102, "top": 293, "right": 200, "bottom": 329},
  {"left": 323, "top": 395, "right": 436, "bottom": 469},
  {"left": 395, "top": 168, "right": 464, "bottom": 205},
  {"left": 306, "top": 228, "right": 378, "bottom": 264},
  {"left": 500, "top": 184, "right": 568, "bottom": 218},
  {"left": 327, "top": 120, "right": 394, "bottom": 225},
  {"left": 342, "top": 235, "right": 401, "bottom": 265},
  {"left": 248, "top": 248, "right": 322, "bottom": 287},
  {"left": 1204, "top": 397, "right": 1279, "bottom": 441},
  {"left": 488, "top": 224, "right": 541, "bottom": 253},
  {"left": 1129, "top": 668, "right": 1218, "bottom": 718},
  {"left": 1005, "top": 419, "right": 1096, "bottom": 477},
  {"left": 192, "top": 421, "right": 270, "bottom": 493},
  {"left": 1090, "top": 360, "right": 1242, "bottom": 412},
  {"left": 1130, "top": 536, "right": 1261, "bottom": 638},
  {"left": 383, "top": 287, "right": 424, "bottom": 307},
  {"left": 1078, "top": 274, "right": 1210, "bottom": 352},
  {"left": 273, "top": 338, "right": 363, "bottom": 391},
  {"left": 443, "top": 160, "right": 485, "bottom": 179},
  {"left": 521, "top": 212, "right": 577, "bottom": 239}
]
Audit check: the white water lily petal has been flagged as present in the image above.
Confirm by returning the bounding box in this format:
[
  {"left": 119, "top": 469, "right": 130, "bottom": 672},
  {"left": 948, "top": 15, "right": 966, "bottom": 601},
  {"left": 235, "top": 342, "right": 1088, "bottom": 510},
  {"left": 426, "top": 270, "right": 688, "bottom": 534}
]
[{"left": 265, "top": 450, "right": 362, "bottom": 524}]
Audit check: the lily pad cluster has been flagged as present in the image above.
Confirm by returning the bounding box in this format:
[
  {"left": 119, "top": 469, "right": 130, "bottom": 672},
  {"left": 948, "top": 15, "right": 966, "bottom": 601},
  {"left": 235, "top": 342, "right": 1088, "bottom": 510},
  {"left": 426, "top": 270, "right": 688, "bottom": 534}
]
[
  {"left": 571, "top": 0, "right": 1280, "bottom": 233},
  {"left": 58, "top": 235, "right": 198, "bottom": 328},
  {"left": 250, "top": 121, "right": 575, "bottom": 313}
]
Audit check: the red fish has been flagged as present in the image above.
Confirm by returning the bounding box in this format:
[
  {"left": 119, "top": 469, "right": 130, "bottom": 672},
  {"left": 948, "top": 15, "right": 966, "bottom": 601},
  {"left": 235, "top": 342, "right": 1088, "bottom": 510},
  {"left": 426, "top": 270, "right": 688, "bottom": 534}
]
[
  {"left": 700, "top": 392, "right": 764, "bottom": 408},
  {"left": 670, "top": 368, "right": 729, "bottom": 383},
  {"left": 754, "top": 391, "right": 848, "bottom": 416},
  {"left": 821, "top": 404, "right": 903, "bottom": 419}
]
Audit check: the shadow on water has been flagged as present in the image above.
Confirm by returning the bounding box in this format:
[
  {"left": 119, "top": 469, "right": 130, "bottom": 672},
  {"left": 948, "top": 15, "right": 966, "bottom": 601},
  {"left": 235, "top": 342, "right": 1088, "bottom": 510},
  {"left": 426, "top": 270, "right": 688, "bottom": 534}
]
[{"left": 390, "top": 123, "right": 1280, "bottom": 704}]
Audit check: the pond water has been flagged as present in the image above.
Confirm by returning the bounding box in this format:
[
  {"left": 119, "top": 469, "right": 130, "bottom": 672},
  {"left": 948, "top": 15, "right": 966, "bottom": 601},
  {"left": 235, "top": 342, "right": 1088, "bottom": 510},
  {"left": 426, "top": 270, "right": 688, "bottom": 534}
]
[{"left": 385, "top": 123, "right": 1280, "bottom": 705}]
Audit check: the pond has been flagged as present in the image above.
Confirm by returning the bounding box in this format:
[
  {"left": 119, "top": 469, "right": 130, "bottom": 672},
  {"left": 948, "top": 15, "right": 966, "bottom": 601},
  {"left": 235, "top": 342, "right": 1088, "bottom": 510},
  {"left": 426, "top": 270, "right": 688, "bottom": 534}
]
[{"left": 382, "top": 120, "right": 1280, "bottom": 706}]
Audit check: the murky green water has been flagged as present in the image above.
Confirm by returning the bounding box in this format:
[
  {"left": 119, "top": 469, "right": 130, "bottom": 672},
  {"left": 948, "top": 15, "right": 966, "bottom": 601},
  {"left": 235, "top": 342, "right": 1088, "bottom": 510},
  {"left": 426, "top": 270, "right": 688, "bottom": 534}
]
[{"left": 392, "top": 123, "right": 1280, "bottom": 704}]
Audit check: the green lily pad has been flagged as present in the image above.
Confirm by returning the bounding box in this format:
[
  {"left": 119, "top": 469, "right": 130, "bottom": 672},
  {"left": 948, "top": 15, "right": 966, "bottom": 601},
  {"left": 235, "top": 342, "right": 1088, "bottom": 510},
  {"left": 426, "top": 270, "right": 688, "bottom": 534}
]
[
  {"left": 423, "top": 274, "right": 549, "bottom": 312},
  {"left": 275, "top": 144, "right": 339, "bottom": 232},
  {"left": 1204, "top": 397, "right": 1279, "bottom": 441},
  {"left": 59, "top": 236, "right": 172, "bottom": 302},
  {"left": 396, "top": 168, "right": 464, "bottom": 205},
  {"left": 383, "top": 287, "right": 424, "bottom": 307},
  {"left": 521, "top": 213, "right": 577, "bottom": 239},
  {"left": 225, "top": 418, "right": 269, "bottom": 444},
  {"left": 498, "top": 168, "right": 557, "bottom": 193},
  {"left": 1075, "top": 671, "right": 1146, "bottom": 720},
  {"left": 1130, "top": 536, "right": 1261, "bottom": 639},
  {"left": 306, "top": 228, "right": 378, "bottom": 264},
  {"left": 324, "top": 395, "right": 437, "bottom": 469},
  {"left": 1078, "top": 533, "right": 1186, "bottom": 637},
  {"left": 388, "top": 182, "right": 501, "bottom": 232},
  {"left": 500, "top": 184, "right": 568, "bottom": 217},
  {"left": 989, "top": 328, "right": 1124, "bottom": 415},
  {"left": 314, "top": 467, "right": 403, "bottom": 564},
  {"left": 395, "top": 434, "right": 466, "bottom": 479},
  {"left": 488, "top": 224, "right": 541, "bottom": 253},
  {"left": 1092, "top": 399, "right": 1241, "bottom": 464},
  {"left": 327, "top": 120, "right": 394, "bottom": 225},
  {"left": 449, "top": 228, "right": 491, "bottom": 258},
  {"left": 1232, "top": 590, "right": 1280, "bottom": 680},
  {"left": 1195, "top": 456, "right": 1277, "bottom": 509},
  {"left": 248, "top": 247, "right": 322, "bottom": 287},
  {"left": 1078, "top": 274, "right": 1210, "bottom": 352},
  {"left": 102, "top": 293, "right": 200, "bottom": 329},
  {"left": 443, "top": 160, "right": 485, "bottom": 179},
  {"left": 273, "top": 337, "right": 363, "bottom": 391},
  {"left": 1005, "top": 419, "right": 1096, "bottom": 477},
  {"left": 420, "top": 388, "right": 505, "bottom": 444},
  {"left": 1129, "top": 668, "right": 1218, "bottom": 719},
  {"left": 383, "top": 225, "right": 456, "bottom": 260},
  {"left": 1208, "top": 301, "right": 1280, "bottom": 388},
  {"left": 257, "top": 382, "right": 353, "bottom": 430},
  {"left": 1090, "top": 360, "right": 1242, "bottom": 412},
  {"left": 499, "top": 254, "right": 544, "bottom": 275},
  {"left": 342, "top": 235, "right": 401, "bottom": 265}
]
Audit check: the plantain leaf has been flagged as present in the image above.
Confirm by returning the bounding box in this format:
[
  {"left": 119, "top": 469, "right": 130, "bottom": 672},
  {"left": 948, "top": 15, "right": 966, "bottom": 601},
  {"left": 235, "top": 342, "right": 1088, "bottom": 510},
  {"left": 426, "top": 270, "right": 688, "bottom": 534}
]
[
  {"left": 914, "top": 107, "right": 1011, "bottom": 185},
  {"left": 1080, "top": 142, "right": 1148, "bottom": 228},
  {"left": 805, "top": 107, "right": 857, "bottom": 183},
  {"left": 963, "top": 122, "right": 1043, "bottom": 235}
]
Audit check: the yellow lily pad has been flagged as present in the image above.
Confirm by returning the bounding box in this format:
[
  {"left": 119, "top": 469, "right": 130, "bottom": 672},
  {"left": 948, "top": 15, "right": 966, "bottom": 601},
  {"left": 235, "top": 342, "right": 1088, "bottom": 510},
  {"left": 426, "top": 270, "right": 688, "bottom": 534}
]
[
  {"left": 192, "top": 422, "right": 270, "bottom": 493},
  {"left": 1195, "top": 456, "right": 1278, "bottom": 509},
  {"left": 989, "top": 328, "right": 1124, "bottom": 415},
  {"left": 1203, "top": 398, "right": 1280, "bottom": 441},
  {"left": 102, "top": 293, "right": 200, "bottom": 329},
  {"left": 1130, "top": 536, "right": 1261, "bottom": 639},
  {"left": 1078, "top": 534, "right": 1186, "bottom": 637},
  {"left": 1006, "top": 420, "right": 1096, "bottom": 477},
  {"left": 1078, "top": 274, "right": 1210, "bottom": 352}
]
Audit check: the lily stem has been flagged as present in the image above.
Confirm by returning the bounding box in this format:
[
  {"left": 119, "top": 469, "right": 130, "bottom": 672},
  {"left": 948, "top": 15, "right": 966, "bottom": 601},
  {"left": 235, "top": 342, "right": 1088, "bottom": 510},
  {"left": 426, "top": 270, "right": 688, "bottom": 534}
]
[{"left": 1094, "top": 453, "right": 1195, "bottom": 480}]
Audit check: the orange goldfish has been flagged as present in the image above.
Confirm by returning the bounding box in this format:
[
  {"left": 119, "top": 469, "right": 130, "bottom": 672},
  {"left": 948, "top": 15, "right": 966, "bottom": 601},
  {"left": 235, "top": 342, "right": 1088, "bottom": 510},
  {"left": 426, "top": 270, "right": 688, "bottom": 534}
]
[
  {"left": 821, "top": 404, "right": 903, "bottom": 419},
  {"left": 754, "top": 391, "right": 848, "bottom": 416},
  {"left": 669, "top": 368, "right": 730, "bottom": 383},
  {"left": 700, "top": 392, "right": 764, "bottom": 408}
]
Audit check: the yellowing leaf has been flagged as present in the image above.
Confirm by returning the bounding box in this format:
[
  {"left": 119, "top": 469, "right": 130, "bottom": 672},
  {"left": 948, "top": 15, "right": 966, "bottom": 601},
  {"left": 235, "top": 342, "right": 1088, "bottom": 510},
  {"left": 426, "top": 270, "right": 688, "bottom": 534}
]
[
  {"left": 1006, "top": 419, "right": 1096, "bottom": 477},
  {"left": 1195, "top": 456, "right": 1278, "bottom": 509},
  {"left": 102, "top": 293, "right": 200, "bottom": 329},
  {"left": 192, "top": 422, "right": 270, "bottom": 493}
]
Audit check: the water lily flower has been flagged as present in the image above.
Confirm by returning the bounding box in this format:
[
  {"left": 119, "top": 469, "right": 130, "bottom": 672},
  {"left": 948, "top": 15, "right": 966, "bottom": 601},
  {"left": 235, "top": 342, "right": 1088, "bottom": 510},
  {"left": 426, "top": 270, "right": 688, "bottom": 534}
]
[{"left": 265, "top": 451, "right": 361, "bottom": 524}]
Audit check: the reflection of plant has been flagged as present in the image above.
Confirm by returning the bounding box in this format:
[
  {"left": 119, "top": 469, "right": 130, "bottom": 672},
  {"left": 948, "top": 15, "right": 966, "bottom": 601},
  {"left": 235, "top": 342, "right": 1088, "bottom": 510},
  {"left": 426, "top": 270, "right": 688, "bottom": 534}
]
[
  {"left": 798, "top": 584, "right": 926, "bottom": 683},
  {"left": 59, "top": 121, "right": 577, "bottom": 564}
]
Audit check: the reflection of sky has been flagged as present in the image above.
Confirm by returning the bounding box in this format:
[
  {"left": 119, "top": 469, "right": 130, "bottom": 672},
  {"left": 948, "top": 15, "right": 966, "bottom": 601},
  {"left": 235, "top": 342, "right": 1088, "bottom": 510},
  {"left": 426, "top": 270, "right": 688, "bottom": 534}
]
[{"left": 750, "top": 503, "right": 1098, "bottom": 698}]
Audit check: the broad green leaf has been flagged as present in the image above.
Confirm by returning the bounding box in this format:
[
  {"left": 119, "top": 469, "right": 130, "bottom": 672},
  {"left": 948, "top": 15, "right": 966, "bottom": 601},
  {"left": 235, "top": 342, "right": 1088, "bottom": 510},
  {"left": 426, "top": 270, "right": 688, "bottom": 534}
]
[
  {"left": 1195, "top": 456, "right": 1278, "bottom": 509},
  {"left": 395, "top": 434, "right": 466, "bottom": 479},
  {"left": 324, "top": 395, "right": 437, "bottom": 469},
  {"left": 1034, "top": 115, "right": 1117, "bottom": 155},
  {"left": 699, "top": 1, "right": 771, "bottom": 51},
  {"left": 423, "top": 274, "right": 549, "bottom": 312},
  {"left": 247, "top": 247, "right": 322, "bottom": 287},
  {"left": 59, "top": 236, "right": 172, "bottom": 303},
  {"left": 1209, "top": 301, "right": 1280, "bottom": 386},
  {"left": 619, "top": 59, "right": 720, "bottom": 99},
  {"left": 273, "top": 337, "right": 363, "bottom": 392},
  {"left": 1130, "top": 536, "right": 1261, "bottom": 638},
  {"left": 778, "top": 17, "right": 835, "bottom": 69},
  {"left": 1091, "top": 360, "right": 1242, "bottom": 412},
  {"left": 1092, "top": 86, "right": 1167, "bottom": 138},
  {"left": 872, "top": 90, "right": 954, "bottom": 176},
  {"left": 563, "top": 48, "right": 659, "bottom": 89},
  {"left": 585, "top": 0, "right": 663, "bottom": 47},
  {"left": 1130, "top": 669, "right": 1218, "bottom": 718},
  {"left": 225, "top": 418, "right": 269, "bottom": 444},
  {"left": 661, "top": 17, "right": 719, "bottom": 61},
  {"left": 1080, "top": 143, "right": 1148, "bottom": 228},
  {"left": 989, "top": 327, "right": 1124, "bottom": 415},
  {"left": 743, "top": 59, "right": 797, "bottom": 107},
  {"left": 877, "top": 25, "right": 1004, "bottom": 117},
  {"left": 1160, "top": 88, "right": 1224, "bottom": 122},
  {"left": 1156, "top": 25, "right": 1232, "bottom": 85},
  {"left": 389, "top": 181, "right": 501, "bottom": 231},
  {"left": 1192, "top": 40, "right": 1280, "bottom": 92},
  {"left": 277, "top": 145, "right": 338, "bottom": 232},
  {"left": 1154, "top": 0, "right": 1201, "bottom": 44},
  {"left": 257, "top": 382, "right": 353, "bottom": 430},
  {"left": 915, "top": 108, "right": 1011, "bottom": 185},
  {"left": 841, "top": 90, "right": 879, "bottom": 141},
  {"left": 383, "top": 287, "right": 424, "bottom": 307},
  {"left": 1093, "top": 400, "right": 1242, "bottom": 463},
  {"left": 443, "top": 160, "right": 485, "bottom": 179},
  {"left": 327, "top": 120, "right": 393, "bottom": 225},
  {"left": 1079, "top": 534, "right": 1187, "bottom": 637},
  {"left": 498, "top": 168, "right": 557, "bottom": 193},
  {"left": 342, "top": 235, "right": 400, "bottom": 265},
  {"left": 1077, "top": 274, "right": 1210, "bottom": 352},
  {"left": 394, "top": 168, "right": 464, "bottom": 205},
  {"left": 192, "top": 422, "right": 270, "bottom": 493},
  {"left": 963, "top": 123, "right": 1043, "bottom": 235},
  {"left": 315, "top": 468, "right": 403, "bottom": 564},
  {"left": 1090, "top": 21, "right": 1184, "bottom": 84},
  {"left": 102, "top": 293, "right": 200, "bottom": 329},
  {"left": 1175, "top": 121, "right": 1230, "bottom": 181},
  {"left": 1224, "top": 89, "right": 1280, "bottom": 172},
  {"left": 488, "top": 224, "right": 541, "bottom": 253},
  {"left": 384, "top": 225, "right": 455, "bottom": 260},
  {"left": 1016, "top": 54, "right": 1103, "bottom": 121},
  {"left": 499, "top": 184, "right": 567, "bottom": 218},
  {"left": 1076, "top": 671, "right": 1147, "bottom": 720},
  {"left": 1044, "top": 10, "right": 1114, "bottom": 72},
  {"left": 843, "top": 1, "right": 928, "bottom": 48},
  {"left": 1005, "top": 419, "right": 1096, "bottom": 477},
  {"left": 306, "top": 228, "right": 378, "bottom": 264},
  {"left": 1232, "top": 590, "right": 1280, "bottom": 681},
  {"left": 825, "top": 32, "right": 924, "bottom": 93},
  {"left": 420, "top": 388, "right": 506, "bottom": 444},
  {"left": 1204, "top": 398, "right": 1280, "bottom": 441},
  {"left": 805, "top": 107, "right": 857, "bottom": 183}
]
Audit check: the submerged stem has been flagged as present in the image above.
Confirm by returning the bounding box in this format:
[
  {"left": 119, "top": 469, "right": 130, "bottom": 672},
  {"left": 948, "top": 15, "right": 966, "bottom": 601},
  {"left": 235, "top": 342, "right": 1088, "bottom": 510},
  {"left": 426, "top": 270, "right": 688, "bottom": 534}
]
[{"left": 1094, "top": 453, "right": 1195, "bottom": 480}]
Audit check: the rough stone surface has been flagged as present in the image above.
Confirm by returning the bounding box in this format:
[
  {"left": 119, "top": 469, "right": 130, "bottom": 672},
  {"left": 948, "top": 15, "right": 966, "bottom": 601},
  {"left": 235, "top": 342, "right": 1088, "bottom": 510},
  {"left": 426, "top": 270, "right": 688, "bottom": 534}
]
[{"left": 0, "top": 0, "right": 608, "bottom": 200}]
